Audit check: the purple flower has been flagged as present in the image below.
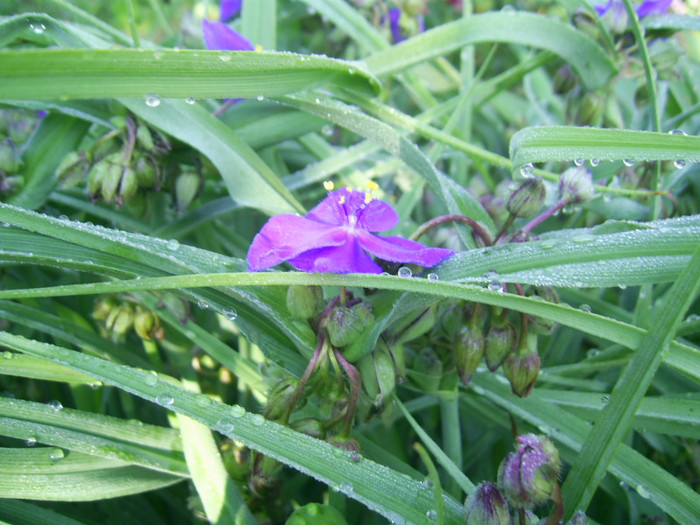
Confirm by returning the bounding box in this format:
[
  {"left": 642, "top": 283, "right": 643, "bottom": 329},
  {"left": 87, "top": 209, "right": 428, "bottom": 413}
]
[
  {"left": 595, "top": 0, "right": 671, "bottom": 19},
  {"left": 388, "top": 8, "right": 405, "bottom": 43},
  {"left": 385, "top": 8, "right": 425, "bottom": 44},
  {"left": 202, "top": 19, "right": 254, "bottom": 51},
  {"left": 220, "top": 0, "right": 242, "bottom": 21},
  {"left": 246, "top": 187, "right": 454, "bottom": 273}
]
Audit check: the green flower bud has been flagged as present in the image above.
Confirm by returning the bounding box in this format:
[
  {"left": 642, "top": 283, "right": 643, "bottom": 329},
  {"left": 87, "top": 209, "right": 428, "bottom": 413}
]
[
  {"left": 108, "top": 304, "right": 135, "bottom": 335},
  {"left": 575, "top": 92, "right": 604, "bottom": 126},
  {"left": 455, "top": 326, "right": 485, "bottom": 386},
  {"left": 497, "top": 434, "right": 561, "bottom": 508},
  {"left": 117, "top": 166, "right": 138, "bottom": 205},
  {"left": 374, "top": 347, "right": 396, "bottom": 402},
  {"left": 572, "top": 10, "right": 600, "bottom": 41},
  {"left": 93, "top": 296, "right": 118, "bottom": 321},
  {"left": 485, "top": 321, "right": 517, "bottom": 372},
  {"left": 174, "top": 170, "right": 201, "bottom": 211},
  {"left": 409, "top": 348, "right": 443, "bottom": 391},
  {"left": 290, "top": 418, "right": 325, "bottom": 439},
  {"left": 286, "top": 285, "right": 323, "bottom": 320},
  {"left": 553, "top": 65, "right": 576, "bottom": 95},
  {"left": 503, "top": 333, "right": 540, "bottom": 398},
  {"left": 0, "top": 139, "right": 19, "bottom": 174},
  {"left": 507, "top": 176, "right": 546, "bottom": 218},
  {"left": 286, "top": 503, "right": 348, "bottom": 525},
  {"left": 87, "top": 159, "right": 109, "bottom": 199},
  {"left": 97, "top": 153, "right": 127, "bottom": 204},
  {"left": 55, "top": 150, "right": 89, "bottom": 187},
  {"left": 264, "top": 378, "right": 300, "bottom": 421},
  {"left": 393, "top": 305, "right": 437, "bottom": 345},
  {"left": 136, "top": 124, "right": 156, "bottom": 153},
  {"left": 221, "top": 441, "right": 250, "bottom": 482},
  {"left": 327, "top": 302, "right": 375, "bottom": 348},
  {"left": 159, "top": 294, "right": 189, "bottom": 323},
  {"left": 464, "top": 482, "right": 511, "bottom": 525},
  {"left": 559, "top": 166, "right": 595, "bottom": 204},
  {"left": 133, "top": 309, "right": 161, "bottom": 341},
  {"left": 403, "top": 0, "right": 426, "bottom": 16},
  {"left": 358, "top": 353, "right": 381, "bottom": 404},
  {"left": 133, "top": 155, "right": 158, "bottom": 189}
]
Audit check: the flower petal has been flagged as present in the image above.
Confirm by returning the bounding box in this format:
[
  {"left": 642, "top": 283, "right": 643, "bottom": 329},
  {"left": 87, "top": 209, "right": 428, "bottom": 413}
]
[
  {"left": 306, "top": 189, "right": 398, "bottom": 231},
  {"left": 636, "top": 0, "right": 671, "bottom": 17},
  {"left": 288, "top": 236, "right": 382, "bottom": 274},
  {"left": 356, "top": 231, "right": 454, "bottom": 267},
  {"left": 247, "top": 215, "right": 347, "bottom": 271},
  {"left": 202, "top": 19, "right": 254, "bottom": 51},
  {"left": 220, "top": 0, "right": 242, "bottom": 21}
]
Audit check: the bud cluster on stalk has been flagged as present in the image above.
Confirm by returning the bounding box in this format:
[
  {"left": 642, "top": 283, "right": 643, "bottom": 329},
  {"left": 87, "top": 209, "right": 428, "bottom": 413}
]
[
  {"left": 464, "top": 434, "right": 584, "bottom": 524},
  {"left": 93, "top": 295, "right": 163, "bottom": 342}
]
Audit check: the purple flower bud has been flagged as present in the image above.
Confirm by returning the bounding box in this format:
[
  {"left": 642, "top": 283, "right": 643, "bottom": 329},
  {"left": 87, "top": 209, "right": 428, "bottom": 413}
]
[
  {"left": 498, "top": 434, "right": 562, "bottom": 509},
  {"left": 465, "top": 482, "right": 511, "bottom": 525},
  {"left": 507, "top": 176, "right": 546, "bottom": 218},
  {"left": 559, "top": 166, "right": 595, "bottom": 204}
]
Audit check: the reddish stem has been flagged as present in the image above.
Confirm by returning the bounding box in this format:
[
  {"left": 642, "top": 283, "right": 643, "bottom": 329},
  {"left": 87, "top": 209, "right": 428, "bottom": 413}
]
[{"left": 412, "top": 214, "right": 493, "bottom": 246}]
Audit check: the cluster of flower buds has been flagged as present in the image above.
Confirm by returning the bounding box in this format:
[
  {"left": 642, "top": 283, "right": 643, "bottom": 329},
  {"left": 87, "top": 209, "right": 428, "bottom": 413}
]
[
  {"left": 93, "top": 296, "right": 163, "bottom": 341},
  {"left": 465, "top": 434, "right": 582, "bottom": 524}
]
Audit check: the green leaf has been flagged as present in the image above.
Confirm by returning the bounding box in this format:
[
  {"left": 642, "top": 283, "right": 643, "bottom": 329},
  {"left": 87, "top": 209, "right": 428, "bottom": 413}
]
[
  {"left": 0, "top": 332, "right": 465, "bottom": 525},
  {"left": 0, "top": 499, "right": 86, "bottom": 525},
  {"left": 0, "top": 49, "right": 379, "bottom": 100},
  {"left": 561, "top": 243, "right": 700, "bottom": 517},
  {"left": 509, "top": 126, "right": 700, "bottom": 168},
  {"left": 363, "top": 12, "right": 617, "bottom": 89},
  {"left": 0, "top": 448, "right": 182, "bottom": 501}
]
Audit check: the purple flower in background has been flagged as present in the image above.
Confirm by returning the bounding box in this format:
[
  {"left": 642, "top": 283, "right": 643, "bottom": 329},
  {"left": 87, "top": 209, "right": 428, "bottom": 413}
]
[
  {"left": 595, "top": 0, "right": 671, "bottom": 18},
  {"left": 247, "top": 187, "right": 454, "bottom": 273},
  {"left": 202, "top": 19, "right": 254, "bottom": 51},
  {"left": 386, "top": 7, "right": 425, "bottom": 44},
  {"left": 220, "top": 0, "right": 242, "bottom": 21}
]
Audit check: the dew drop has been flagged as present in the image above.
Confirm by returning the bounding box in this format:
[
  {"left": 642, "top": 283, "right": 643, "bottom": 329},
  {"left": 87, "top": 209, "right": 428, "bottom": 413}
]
[
  {"left": 166, "top": 239, "right": 179, "bottom": 251},
  {"left": 539, "top": 239, "right": 556, "bottom": 250},
  {"left": 397, "top": 266, "right": 412, "bottom": 278},
  {"left": 197, "top": 299, "right": 209, "bottom": 309},
  {"left": 674, "top": 159, "right": 687, "bottom": 169},
  {"left": 48, "top": 400, "right": 63, "bottom": 412},
  {"left": 144, "top": 371, "right": 158, "bottom": 386},
  {"left": 145, "top": 94, "right": 161, "bottom": 107},
  {"left": 156, "top": 394, "right": 174, "bottom": 407},
  {"left": 2, "top": 351, "right": 13, "bottom": 359},
  {"left": 574, "top": 159, "right": 584, "bottom": 167},
  {"left": 25, "top": 437, "right": 37, "bottom": 446},
  {"left": 572, "top": 234, "right": 596, "bottom": 244},
  {"left": 380, "top": 271, "right": 391, "bottom": 276},
  {"left": 519, "top": 162, "right": 534, "bottom": 179},
  {"left": 194, "top": 394, "right": 212, "bottom": 407},
  {"left": 185, "top": 97, "right": 196, "bottom": 105},
  {"left": 579, "top": 304, "right": 592, "bottom": 313},
  {"left": 223, "top": 308, "right": 237, "bottom": 321},
  {"left": 622, "top": 159, "right": 634, "bottom": 167},
  {"left": 426, "top": 273, "right": 439, "bottom": 281},
  {"left": 251, "top": 414, "right": 265, "bottom": 426},
  {"left": 349, "top": 451, "right": 362, "bottom": 463},
  {"left": 315, "top": 97, "right": 321, "bottom": 104},
  {"left": 30, "top": 23, "right": 46, "bottom": 34},
  {"left": 322, "top": 125, "right": 333, "bottom": 136},
  {"left": 601, "top": 395, "right": 610, "bottom": 406},
  {"left": 48, "top": 448, "right": 65, "bottom": 461},
  {"left": 256, "top": 94, "right": 265, "bottom": 101},
  {"left": 218, "top": 54, "right": 232, "bottom": 62},
  {"left": 636, "top": 485, "right": 650, "bottom": 499},
  {"left": 231, "top": 404, "right": 246, "bottom": 418},
  {"left": 215, "top": 420, "right": 234, "bottom": 434},
  {"left": 586, "top": 348, "right": 600, "bottom": 358},
  {"left": 488, "top": 280, "right": 503, "bottom": 292},
  {"left": 668, "top": 129, "right": 687, "bottom": 136},
  {"left": 348, "top": 67, "right": 355, "bottom": 75},
  {"left": 339, "top": 482, "right": 354, "bottom": 494},
  {"left": 589, "top": 159, "right": 600, "bottom": 167},
  {"left": 426, "top": 510, "right": 438, "bottom": 521}
]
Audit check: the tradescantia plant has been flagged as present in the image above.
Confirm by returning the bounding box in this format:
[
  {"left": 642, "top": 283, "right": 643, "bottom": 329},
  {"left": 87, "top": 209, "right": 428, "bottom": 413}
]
[{"left": 1, "top": 0, "right": 700, "bottom": 524}]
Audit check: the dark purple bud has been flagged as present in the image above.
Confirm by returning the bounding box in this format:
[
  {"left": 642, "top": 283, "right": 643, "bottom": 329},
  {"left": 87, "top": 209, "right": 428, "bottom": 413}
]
[
  {"left": 559, "top": 166, "right": 596, "bottom": 204},
  {"left": 507, "top": 176, "right": 546, "bottom": 218},
  {"left": 465, "top": 482, "right": 511, "bottom": 525},
  {"left": 498, "top": 434, "right": 562, "bottom": 508}
]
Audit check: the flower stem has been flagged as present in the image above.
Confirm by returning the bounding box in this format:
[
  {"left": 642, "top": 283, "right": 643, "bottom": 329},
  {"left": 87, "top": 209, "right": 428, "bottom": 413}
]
[
  {"left": 281, "top": 333, "right": 326, "bottom": 425},
  {"left": 517, "top": 198, "right": 569, "bottom": 239},
  {"left": 494, "top": 213, "right": 516, "bottom": 244},
  {"left": 411, "top": 214, "right": 493, "bottom": 246},
  {"left": 334, "top": 348, "right": 362, "bottom": 437}
]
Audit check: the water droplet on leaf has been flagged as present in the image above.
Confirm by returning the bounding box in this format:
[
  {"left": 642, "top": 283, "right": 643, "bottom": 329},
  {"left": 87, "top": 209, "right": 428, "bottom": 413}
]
[
  {"left": 251, "top": 414, "right": 265, "bottom": 426},
  {"left": 223, "top": 308, "right": 237, "bottom": 321},
  {"left": 397, "top": 267, "right": 412, "bottom": 278},
  {"left": 426, "top": 273, "right": 439, "bottom": 281},
  {"left": 145, "top": 95, "right": 161, "bottom": 107},
  {"left": 156, "top": 394, "right": 174, "bottom": 407},
  {"left": 519, "top": 163, "right": 534, "bottom": 179},
  {"left": 48, "top": 400, "right": 63, "bottom": 412},
  {"left": 144, "top": 371, "right": 158, "bottom": 386},
  {"left": 231, "top": 405, "right": 246, "bottom": 418},
  {"left": 166, "top": 239, "right": 179, "bottom": 251}
]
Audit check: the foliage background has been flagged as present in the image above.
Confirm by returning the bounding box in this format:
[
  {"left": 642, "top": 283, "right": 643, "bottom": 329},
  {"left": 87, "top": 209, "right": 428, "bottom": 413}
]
[{"left": 0, "top": 0, "right": 699, "bottom": 524}]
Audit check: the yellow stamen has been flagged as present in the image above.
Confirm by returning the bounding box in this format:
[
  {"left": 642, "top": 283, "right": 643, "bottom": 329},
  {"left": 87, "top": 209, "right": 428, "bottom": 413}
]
[
  {"left": 367, "top": 180, "right": 379, "bottom": 191},
  {"left": 254, "top": 44, "right": 264, "bottom": 52},
  {"left": 364, "top": 193, "right": 373, "bottom": 204},
  {"left": 323, "top": 180, "right": 335, "bottom": 191},
  {"left": 339, "top": 196, "right": 346, "bottom": 204}
]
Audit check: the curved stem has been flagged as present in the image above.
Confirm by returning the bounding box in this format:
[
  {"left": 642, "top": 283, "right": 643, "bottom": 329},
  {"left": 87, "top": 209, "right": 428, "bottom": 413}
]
[
  {"left": 411, "top": 214, "right": 493, "bottom": 246},
  {"left": 334, "top": 348, "right": 362, "bottom": 437}
]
